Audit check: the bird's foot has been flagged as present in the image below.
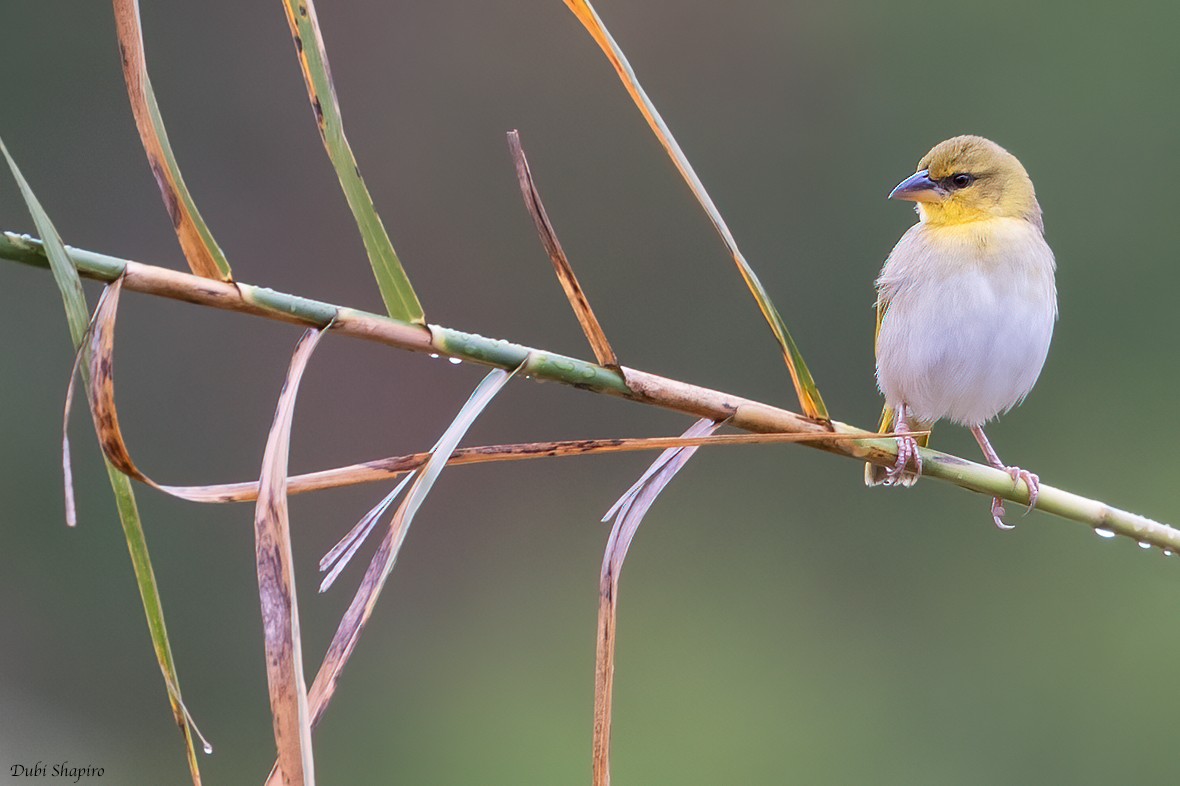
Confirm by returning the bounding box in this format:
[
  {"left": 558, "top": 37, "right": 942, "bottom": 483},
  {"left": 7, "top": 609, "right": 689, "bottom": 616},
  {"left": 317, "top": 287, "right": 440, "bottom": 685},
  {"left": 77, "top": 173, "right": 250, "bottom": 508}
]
[
  {"left": 989, "top": 467, "right": 1039, "bottom": 530},
  {"left": 883, "top": 434, "right": 922, "bottom": 486}
]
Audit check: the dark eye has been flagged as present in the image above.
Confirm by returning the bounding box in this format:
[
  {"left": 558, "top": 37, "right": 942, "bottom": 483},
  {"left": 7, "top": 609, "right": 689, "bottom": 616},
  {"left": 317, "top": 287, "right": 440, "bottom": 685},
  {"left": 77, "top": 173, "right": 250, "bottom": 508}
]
[{"left": 950, "top": 173, "right": 974, "bottom": 188}]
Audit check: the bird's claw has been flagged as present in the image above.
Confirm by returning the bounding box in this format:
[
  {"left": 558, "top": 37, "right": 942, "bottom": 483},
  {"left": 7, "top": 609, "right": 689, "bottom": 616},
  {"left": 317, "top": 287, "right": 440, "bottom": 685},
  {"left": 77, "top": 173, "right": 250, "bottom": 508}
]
[
  {"left": 883, "top": 434, "right": 922, "bottom": 486},
  {"left": 1007, "top": 466, "right": 1040, "bottom": 514},
  {"left": 989, "top": 466, "right": 1039, "bottom": 530},
  {"left": 989, "top": 497, "right": 1016, "bottom": 530}
]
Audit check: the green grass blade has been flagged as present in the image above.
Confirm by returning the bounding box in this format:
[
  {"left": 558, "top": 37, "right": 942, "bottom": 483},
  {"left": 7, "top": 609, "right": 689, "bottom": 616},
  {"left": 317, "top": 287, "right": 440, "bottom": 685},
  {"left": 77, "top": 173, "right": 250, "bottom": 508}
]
[
  {"left": 563, "top": 0, "right": 828, "bottom": 420},
  {"left": 279, "top": 0, "right": 425, "bottom": 324},
  {"left": 0, "top": 157, "right": 88, "bottom": 347},
  {"left": 113, "top": 0, "right": 232, "bottom": 281},
  {"left": 106, "top": 464, "right": 208, "bottom": 781},
  {"left": 1, "top": 137, "right": 206, "bottom": 784}
]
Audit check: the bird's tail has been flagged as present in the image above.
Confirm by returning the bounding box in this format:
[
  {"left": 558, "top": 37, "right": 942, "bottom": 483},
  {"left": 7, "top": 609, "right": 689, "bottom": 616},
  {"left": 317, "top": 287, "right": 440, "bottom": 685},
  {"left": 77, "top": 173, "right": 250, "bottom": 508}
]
[{"left": 864, "top": 404, "right": 930, "bottom": 487}]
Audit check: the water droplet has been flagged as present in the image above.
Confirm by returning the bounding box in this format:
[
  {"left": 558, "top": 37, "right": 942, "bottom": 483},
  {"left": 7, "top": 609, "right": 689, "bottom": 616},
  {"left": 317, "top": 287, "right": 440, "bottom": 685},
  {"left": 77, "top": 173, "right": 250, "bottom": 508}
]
[
  {"left": 580, "top": 367, "right": 596, "bottom": 379},
  {"left": 1095, "top": 528, "right": 1116, "bottom": 539},
  {"left": 429, "top": 353, "right": 440, "bottom": 359},
  {"left": 1165, "top": 550, "right": 1174, "bottom": 557},
  {"left": 1138, "top": 541, "right": 1152, "bottom": 549},
  {"left": 448, "top": 357, "right": 462, "bottom": 365},
  {"left": 203, "top": 743, "right": 214, "bottom": 755}
]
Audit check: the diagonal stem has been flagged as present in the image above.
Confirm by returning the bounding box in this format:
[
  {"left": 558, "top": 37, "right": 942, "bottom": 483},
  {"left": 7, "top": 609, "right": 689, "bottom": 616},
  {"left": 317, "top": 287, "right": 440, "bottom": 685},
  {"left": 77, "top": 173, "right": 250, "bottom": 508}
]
[{"left": 3, "top": 230, "right": 1177, "bottom": 551}]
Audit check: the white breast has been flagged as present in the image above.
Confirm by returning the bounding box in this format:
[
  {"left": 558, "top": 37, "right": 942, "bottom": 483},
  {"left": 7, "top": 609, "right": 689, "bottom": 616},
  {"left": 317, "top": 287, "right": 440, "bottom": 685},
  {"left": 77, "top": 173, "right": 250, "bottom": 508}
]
[{"left": 874, "top": 218, "right": 1057, "bottom": 427}]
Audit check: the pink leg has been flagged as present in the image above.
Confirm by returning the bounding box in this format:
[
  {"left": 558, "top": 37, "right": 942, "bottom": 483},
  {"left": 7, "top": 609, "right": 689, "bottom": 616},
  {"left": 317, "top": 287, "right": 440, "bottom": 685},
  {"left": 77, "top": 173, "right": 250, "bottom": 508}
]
[
  {"left": 970, "top": 426, "right": 1039, "bottom": 531},
  {"left": 884, "top": 404, "right": 922, "bottom": 486}
]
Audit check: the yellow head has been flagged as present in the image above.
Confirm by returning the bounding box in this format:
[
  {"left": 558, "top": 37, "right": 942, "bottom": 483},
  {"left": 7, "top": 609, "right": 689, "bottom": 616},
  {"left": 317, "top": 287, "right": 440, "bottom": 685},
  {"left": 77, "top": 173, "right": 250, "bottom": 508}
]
[{"left": 889, "top": 135, "right": 1042, "bottom": 229}]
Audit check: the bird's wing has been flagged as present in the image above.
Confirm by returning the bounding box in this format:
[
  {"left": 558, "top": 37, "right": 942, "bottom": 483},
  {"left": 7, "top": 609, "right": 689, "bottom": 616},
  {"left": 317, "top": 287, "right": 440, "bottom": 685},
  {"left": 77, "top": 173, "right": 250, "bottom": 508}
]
[
  {"left": 865, "top": 294, "right": 931, "bottom": 486},
  {"left": 873, "top": 291, "right": 887, "bottom": 355}
]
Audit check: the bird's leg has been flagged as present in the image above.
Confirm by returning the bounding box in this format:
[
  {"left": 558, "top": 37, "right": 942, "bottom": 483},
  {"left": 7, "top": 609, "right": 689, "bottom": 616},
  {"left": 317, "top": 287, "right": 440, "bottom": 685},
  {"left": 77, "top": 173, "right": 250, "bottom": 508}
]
[
  {"left": 969, "top": 426, "right": 1039, "bottom": 530},
  {"left": 884, "top": 404, "right": 922, "bottom": 485}
]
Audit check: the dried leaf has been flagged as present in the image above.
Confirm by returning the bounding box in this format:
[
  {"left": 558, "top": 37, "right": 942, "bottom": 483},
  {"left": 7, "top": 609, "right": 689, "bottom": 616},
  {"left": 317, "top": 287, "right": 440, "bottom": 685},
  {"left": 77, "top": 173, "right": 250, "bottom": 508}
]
[
  {"left": 270, "top": 428, "right": 887, "bottom": 499},
  {"left": 265, "top": 365, "right": 518, "bottom": 785},
  {"left": 0, "top": 136, "right": 207, "bottom": 784},
  {"left": 111, "top": 0, "right": 232, "bottom": 281},
  {"left": 256, "top": 329, "right": 323, "bottom": 786},
  {"left": 279, "top": 0, "right": 424, "bottom": 324},
  {"left": 62, "top": 298, "right": 103, "bottom": 527},
  {"left": 595, "top": 417, "right": 720, "bottom": 786},
  {"left": 562, "top": 0, "right": 828, "bottom": 420},
  {"left": 317, "top": 472, "right": 415, "bottom": 592},
  {"left": 71, "top": 328, "right": 891, "bottom": 508},
  {"left": 508, "top": 130, "right": 618, "bottom": 367}
]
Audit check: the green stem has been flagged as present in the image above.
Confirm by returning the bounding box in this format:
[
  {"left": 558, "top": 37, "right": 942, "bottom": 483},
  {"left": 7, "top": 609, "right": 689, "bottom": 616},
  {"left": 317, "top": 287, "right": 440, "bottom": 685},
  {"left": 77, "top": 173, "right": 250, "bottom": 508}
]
[{"left": 3, "top": 230, "right": 1175, "bottom": 551}]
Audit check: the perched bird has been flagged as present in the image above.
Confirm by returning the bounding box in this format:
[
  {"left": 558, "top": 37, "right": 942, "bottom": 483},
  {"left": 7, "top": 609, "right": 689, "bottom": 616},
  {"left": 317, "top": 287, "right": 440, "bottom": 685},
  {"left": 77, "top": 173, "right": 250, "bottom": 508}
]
[{"left": 865, "top": 135, "right": 1057, "bottom": 528}]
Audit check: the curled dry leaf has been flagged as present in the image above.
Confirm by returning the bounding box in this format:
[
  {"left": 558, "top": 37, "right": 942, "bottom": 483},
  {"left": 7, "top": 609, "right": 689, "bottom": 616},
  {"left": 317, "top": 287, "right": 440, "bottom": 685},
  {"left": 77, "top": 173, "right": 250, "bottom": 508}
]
[
  {"left": 61, "top": 274, "right": 189, "bottom": 505},
  {"left": 60, "top": 275, "right": 300, "bottom": 508},
  {"left": 111, "top": 0, "right": 232, "bottom": 281},
  {"left": 594, "top": 417, "right": 721, "bottom": 786},
  {"left": 562, "top": 0, "right": 828, "bottom": 420},
  {"left": 508, "top": 130, "right": 618, "bottom": 368},
  {"left": 69, "top": 311, "right": 894, "bottom": 512},
  {"left": 256, "top": 328, "right": 325, "bottom": 786}
]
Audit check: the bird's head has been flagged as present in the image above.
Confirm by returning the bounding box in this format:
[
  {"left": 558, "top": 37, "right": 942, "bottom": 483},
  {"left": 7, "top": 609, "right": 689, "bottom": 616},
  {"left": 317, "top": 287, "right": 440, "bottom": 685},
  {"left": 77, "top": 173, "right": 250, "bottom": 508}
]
[{"left": 889, "top": 135, "right": 1042, "bottom": 229}]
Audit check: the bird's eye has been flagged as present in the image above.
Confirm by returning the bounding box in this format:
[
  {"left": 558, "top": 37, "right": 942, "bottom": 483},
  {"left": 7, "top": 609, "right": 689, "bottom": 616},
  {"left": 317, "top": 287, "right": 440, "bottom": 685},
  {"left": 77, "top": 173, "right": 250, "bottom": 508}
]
[{"left": 950, "top": 173, "right": 974, "bottom": 188}]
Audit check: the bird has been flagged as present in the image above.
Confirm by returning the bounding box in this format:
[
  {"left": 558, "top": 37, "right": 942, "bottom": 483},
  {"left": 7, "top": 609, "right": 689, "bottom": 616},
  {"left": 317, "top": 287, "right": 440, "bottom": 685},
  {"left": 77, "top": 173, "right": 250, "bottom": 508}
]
[{"left": 864, "top": 135, "right": 1057, "bottom": 529}]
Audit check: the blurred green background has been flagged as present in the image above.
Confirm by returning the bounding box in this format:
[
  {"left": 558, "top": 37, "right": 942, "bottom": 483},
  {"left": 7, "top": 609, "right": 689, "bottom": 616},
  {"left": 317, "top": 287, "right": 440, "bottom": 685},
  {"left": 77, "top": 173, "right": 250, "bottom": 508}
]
[{"left": 2, "top": 1, "right": 1178, "bottom": 783}]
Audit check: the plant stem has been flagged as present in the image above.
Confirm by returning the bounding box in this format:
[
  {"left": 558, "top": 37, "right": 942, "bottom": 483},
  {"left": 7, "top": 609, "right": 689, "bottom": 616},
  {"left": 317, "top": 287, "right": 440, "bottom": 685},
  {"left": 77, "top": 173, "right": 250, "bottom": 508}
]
[{"left": 4, "top": 230, "right": 1176, "bottom": 550}]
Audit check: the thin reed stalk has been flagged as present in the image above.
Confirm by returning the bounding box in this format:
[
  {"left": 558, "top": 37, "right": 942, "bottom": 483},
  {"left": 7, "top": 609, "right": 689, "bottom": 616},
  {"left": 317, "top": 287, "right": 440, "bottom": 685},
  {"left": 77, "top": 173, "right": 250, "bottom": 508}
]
[{"left": 3, "top": 230, "right": 1175, "bottom": 551}]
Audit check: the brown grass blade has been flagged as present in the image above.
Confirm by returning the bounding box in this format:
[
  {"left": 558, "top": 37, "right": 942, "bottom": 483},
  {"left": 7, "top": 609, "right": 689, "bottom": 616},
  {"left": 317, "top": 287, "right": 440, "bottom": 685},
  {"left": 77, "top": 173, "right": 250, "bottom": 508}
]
[
  {"left": 256, "top": 328, "right": 324, "bottom": 786},
  {"left": 70, "top": 396, "right": 897, "bottom": 504},
  {"left": 61, "top": 274, "right": 201, "bottom": 500},
  {"left": 507, "top": 130, "right": 618, "bottom": 367},
  {"left": 60, "top": 287, "right": 115, "bottom": 527},
  {"left": 111, "top": 0, "right": 232, "bottom": 281},
  {"left": 594, "top": 418, "right": 721, "bottom": 786},
  {"left": 561, "top": 0, "right": 827, "bottom": 420},
  {"left": 76, "top": 276, "right": 143, "bottom": 481},
  {"left": 62, "top": 273, "right": 228, "bottom": 507},
  {"left": 265, "top": 366, "right": 517, "bottom": 785}
]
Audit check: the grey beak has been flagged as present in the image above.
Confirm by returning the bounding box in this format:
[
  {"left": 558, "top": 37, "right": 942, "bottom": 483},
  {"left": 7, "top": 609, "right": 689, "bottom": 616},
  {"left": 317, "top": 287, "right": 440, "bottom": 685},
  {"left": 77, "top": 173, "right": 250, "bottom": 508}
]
[{"left": 888, "top": 169, "right": 945, "bottom": 202}]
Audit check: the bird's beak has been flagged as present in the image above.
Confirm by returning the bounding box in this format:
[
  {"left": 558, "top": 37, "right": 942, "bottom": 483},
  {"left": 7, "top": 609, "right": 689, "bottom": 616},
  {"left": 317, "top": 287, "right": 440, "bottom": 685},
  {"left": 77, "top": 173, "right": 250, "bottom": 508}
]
[{"left": 888, "top": 169, "right": 945, "bottom": 202}]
